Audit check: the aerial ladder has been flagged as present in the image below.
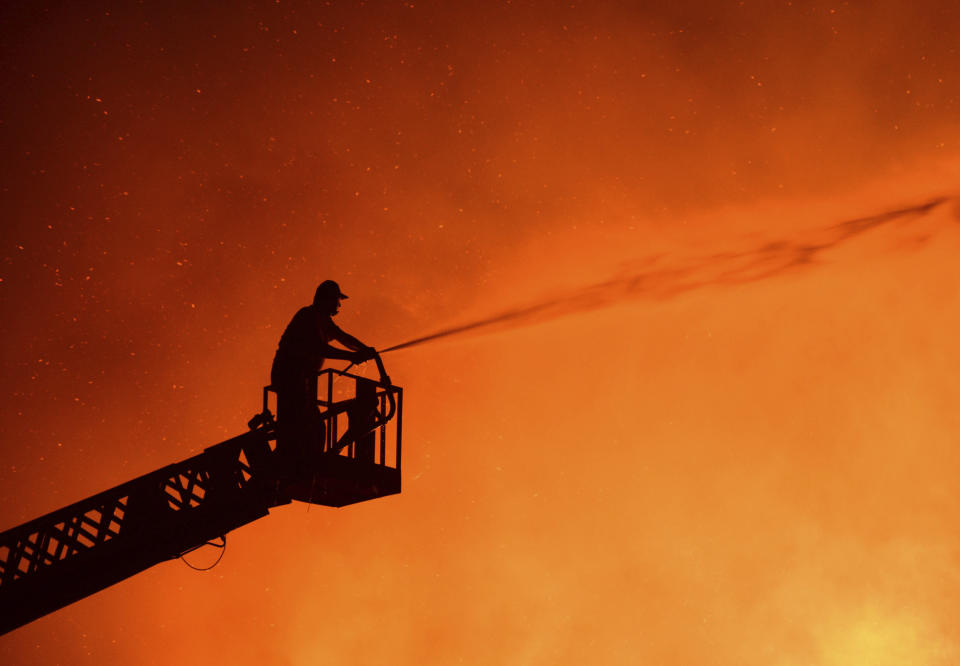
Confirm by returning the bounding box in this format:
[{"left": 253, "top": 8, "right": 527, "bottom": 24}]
[{"left": 0, "top": 356, "right": 402, "bottom": 635}]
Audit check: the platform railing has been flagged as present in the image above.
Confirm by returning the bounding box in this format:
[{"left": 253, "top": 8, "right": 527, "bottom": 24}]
[{"left": 262, "top": 368, "right": 402, "bottom": 472}]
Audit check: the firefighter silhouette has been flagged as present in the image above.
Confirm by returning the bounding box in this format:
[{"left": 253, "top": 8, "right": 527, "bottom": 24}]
[{"left": 270, "top": 281, "right": 375, "bottom": 467}]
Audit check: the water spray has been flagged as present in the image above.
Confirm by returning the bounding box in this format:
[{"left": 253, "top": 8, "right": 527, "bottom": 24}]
[{"left": 346, "top": 196, "right": 951, "bottom": 372}]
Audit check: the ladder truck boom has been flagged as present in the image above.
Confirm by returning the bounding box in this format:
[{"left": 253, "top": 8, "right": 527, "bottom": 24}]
[{"left": 0, "top": 365, "right": 402, "bottom": 635}]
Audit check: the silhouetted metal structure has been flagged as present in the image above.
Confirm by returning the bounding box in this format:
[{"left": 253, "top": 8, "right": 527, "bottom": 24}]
[{"left": 0, "top": 363, "right": 401, "bottom": 635}]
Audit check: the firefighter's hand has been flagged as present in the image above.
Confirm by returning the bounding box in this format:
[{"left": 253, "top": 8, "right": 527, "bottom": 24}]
[{"left": 351, "top": 348, "right": 376, "bottom": 364}]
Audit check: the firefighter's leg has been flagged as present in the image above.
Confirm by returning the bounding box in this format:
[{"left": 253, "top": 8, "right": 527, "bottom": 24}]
[{"left": 275, "top": 376, "right": 314, "bottom": 474}]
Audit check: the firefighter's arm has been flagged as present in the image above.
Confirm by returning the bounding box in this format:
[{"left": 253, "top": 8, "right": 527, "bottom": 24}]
[
  {"left": 330, "top": 324, "right": 374, "bottom": 355},
  {"left": 320, "top": 344, "right": 370, "bottom": 365}
]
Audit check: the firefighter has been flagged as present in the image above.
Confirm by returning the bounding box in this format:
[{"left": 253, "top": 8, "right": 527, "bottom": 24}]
[{"left": 271, "top": 280, "right": 375, "bottom": 464}]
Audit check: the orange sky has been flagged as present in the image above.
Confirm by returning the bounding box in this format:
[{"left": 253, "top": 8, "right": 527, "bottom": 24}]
[{"left": 2, "top": 1, "right": 960, "bottom": 663}]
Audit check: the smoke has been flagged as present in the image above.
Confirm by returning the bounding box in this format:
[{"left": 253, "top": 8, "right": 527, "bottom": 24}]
[{"left": 381, "top": 195, "right": 953, "bottom": 355}]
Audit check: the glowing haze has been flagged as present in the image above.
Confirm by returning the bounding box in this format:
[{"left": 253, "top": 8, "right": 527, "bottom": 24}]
[{"left": 2, "top": 1, "right": 960, "bottom": 663}]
